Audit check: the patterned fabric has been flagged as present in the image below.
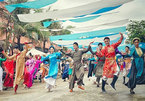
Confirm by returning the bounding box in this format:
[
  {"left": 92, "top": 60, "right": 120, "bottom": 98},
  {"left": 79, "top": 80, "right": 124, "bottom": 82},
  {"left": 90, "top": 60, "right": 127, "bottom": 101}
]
[{"left": 96, "top": 35, "right": 123, "bottom": 78}]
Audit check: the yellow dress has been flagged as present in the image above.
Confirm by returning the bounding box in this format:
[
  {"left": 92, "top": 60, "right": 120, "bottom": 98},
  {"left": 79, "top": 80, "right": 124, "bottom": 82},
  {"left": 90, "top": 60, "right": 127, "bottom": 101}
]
[{"left": 14, "top": 50, "right": 27, "bottom": 87}]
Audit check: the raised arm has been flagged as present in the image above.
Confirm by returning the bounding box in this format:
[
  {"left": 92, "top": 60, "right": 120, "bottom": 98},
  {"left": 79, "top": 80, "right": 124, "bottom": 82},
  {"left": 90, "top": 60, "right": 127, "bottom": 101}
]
[
  {"left": 89, "top": 47, "right": 96, "bottom": 55},
  {"left": 60, "top": 49, "right": 73, "bottom": 58},
  {"left": 112, "top": 32, "right": 124, "bottom": 49},
  {"left": 115, "top": 48, "right": 122, "bottom": 55},
  {"left": 2, "top": 51, "right": 16, "bottom": 60},
  {"left": 82, "top": 45, "right": 91, "bottom": 54},
  {"left": 41, "top": 55, "right": 50, "bottom": 62},
  {"left": 122, "top": 48, "right": 135, "bottom": 57},
  {"left": 96, "top": 47, "right": 105, "bottom": 57}
]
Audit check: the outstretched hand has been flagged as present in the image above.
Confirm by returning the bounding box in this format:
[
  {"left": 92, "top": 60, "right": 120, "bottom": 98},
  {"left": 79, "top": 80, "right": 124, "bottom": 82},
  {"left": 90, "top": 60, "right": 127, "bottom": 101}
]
[
  {"left": 89, "top": 41, "right": 94, "bottom": 45},
  {"left": 119, "top": 32, "right": 124, "bottom": 40},
  {"left": 119, "top": 32, "right": 123, "bottom": 36}
]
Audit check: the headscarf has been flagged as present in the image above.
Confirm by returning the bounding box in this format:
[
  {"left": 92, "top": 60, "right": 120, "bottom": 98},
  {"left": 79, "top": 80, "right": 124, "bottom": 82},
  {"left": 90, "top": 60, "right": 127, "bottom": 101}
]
[{"left": 49, "top": 45, "right": 55, "bottom": 51}]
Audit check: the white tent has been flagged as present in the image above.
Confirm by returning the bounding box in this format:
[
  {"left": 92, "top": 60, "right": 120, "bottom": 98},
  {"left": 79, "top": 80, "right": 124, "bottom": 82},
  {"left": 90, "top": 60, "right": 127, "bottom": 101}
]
[{"left": 26, "top": 48, "right": 46, "bottom": 56}]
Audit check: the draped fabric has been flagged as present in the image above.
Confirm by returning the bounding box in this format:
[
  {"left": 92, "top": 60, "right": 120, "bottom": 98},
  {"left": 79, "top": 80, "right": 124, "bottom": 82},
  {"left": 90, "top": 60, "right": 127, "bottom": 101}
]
[
  {"left": 50, "top": 26, "right": 126, "bottom": 41},
  {"left": 52, "top": 34, "right": 122, "bottom": 45},
  {"left": 43, "top": 22, "right": 52, "bottom": 28},
  {"left": 61, "top": 0, "right": 145, "bottom": 32},
  {"left": 0, "top": 0, "right": 4, "bottom": 2},
  {"left": 69, "top": 19, "right": 128, "bottom": 33},
  {"left": 70, "top": 15, "right": 101, "bottom": 23},
  {"left": 17, "top": 0, "right": 133, "bottom": 22},
  {"left": 41, "top": 19, "right": 128, "bottom": 33},
  {"left": 78, "top": 5, "right": 121, "bottom": 17},
  {"left": 50, "top": 26, "right": 127, "bottom": 52},
  {"left": 43, "top": 15, "right": 101, "bottom": 27},
  {"left": 43, "top": 20, "right": 66, "bottom": 28},
  {"left": 5, "top": 0, "right": 57, "bottom": 13},
  {"left": 91, "top": 5, "right": 121, "bottom": 15},
  {"left": 42, "top": 12, "right": 116, "bottom": 28}
]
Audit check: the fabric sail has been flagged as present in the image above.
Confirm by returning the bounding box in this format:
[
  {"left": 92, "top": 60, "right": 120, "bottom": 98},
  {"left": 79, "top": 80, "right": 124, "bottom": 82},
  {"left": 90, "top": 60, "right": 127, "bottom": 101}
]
[{"left": 5, "top": 0, "right": 57, "bottom": 12}]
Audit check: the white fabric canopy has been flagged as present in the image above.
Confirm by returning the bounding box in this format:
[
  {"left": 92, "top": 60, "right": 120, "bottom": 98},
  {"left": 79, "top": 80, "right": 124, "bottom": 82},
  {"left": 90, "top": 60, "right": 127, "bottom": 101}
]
[
  {"left": 17, "top": 0, "right": 133, "bottom": 22},
  {"left": 62, "top": 0, "right": 145, "bottom": 32},
  {"left": 52, "top": 34, "right": 123, "bottom": 46},
  {"left": 69, "top": 19, "right": 129, "bottom": 33},
  {"left": 43, "top": 0, "right": 101, "bottom": 10},
  {"left": 39, "top": 19, "right": 128, "bottom": 33},
  {"left": 26, "top": 48, "right": 46, "bottom": 56}
]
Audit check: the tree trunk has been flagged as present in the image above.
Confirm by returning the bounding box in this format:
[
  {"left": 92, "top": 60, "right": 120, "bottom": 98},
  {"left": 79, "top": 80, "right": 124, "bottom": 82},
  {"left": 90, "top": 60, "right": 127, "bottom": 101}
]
[
  {"left": 43, "top": 40, "right": 46, "bottom": 52},
  {"left": 17, "top": 35, "right": 21, "bottom": 50},
  {"left": 5, "top": 31, "right": 8, "bottom": 50},
  {"left": 11, "top": 34, "right": 16, "bottom": 55}
]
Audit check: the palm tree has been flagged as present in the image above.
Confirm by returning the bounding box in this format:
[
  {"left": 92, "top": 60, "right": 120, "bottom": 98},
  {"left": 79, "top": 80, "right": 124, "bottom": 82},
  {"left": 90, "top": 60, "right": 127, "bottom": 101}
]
[
  {"left": 0, "top": 5, "right": 13, "bottom": 50},
  {"left": 38, "top": 31, "right": 50, "bottom": 52}
]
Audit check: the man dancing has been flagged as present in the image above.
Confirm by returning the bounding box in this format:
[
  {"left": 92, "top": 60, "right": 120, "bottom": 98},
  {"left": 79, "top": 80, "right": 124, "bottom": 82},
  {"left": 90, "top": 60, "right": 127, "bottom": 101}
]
[
  {"left": 60, "top": 42, "right": 91, "bottom": 92},
  {"left": 90, "top": 43, "right": 105, "bottom": 87},
  {"left": 91, "top": 32, "right": 123, "bottom": 93}
]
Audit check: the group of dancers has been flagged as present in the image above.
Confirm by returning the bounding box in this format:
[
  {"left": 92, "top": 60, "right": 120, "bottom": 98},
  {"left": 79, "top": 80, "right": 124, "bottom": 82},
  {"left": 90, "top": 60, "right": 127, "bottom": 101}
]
[
  {"left": 0, "top": 32, "right": 145, "bottom": 95},
  {"left": 87, "top": 33, "right": 145, "bottom": 94}
]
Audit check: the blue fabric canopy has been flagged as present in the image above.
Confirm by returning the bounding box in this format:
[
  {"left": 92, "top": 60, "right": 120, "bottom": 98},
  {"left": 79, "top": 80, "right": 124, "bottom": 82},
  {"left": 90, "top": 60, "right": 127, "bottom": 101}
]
[
  {"left": 70, "top": 15, "right": 101, "bottom": 23},
  {"left": 5, "top": 0, "right": 57, "bottom": 12},
  {"left": 42, "top": 15, "right": 100, "bottom": 27},
  {"left": 61, "top": 38, "right": 127, "bottom": 52},
  {"left": 43, "top": 15, "right": 100, "bottom": 27},
  {"left": 43, "top": 22, "right": 53, "bottom": 28},
  {"left": 0, "top": 0, "right": 4, "bottom": 2},
  {"left": 42, "top": 4, "right": 122, "bottom": 27},
  {"left": 62, "top": 41, "right": 145, "bottom": 52},
  {"left": 77, "top": 5, "right": 122, "bottom": 17},
  {"left": 92, "top": 5, "right": 121, "bottom": 15},
  {"left": 43, "top": 20, "right": 66, "bottom": 28},
  {"left": 50, "top": 26, "right": 126, "bottom": 41}
]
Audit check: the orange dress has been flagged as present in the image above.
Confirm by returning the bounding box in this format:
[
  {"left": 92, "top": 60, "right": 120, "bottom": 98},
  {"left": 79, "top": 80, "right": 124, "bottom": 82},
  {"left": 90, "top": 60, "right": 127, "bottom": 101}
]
[{"left": 97, "top": 35, "right": 123, "bottom": 78}]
